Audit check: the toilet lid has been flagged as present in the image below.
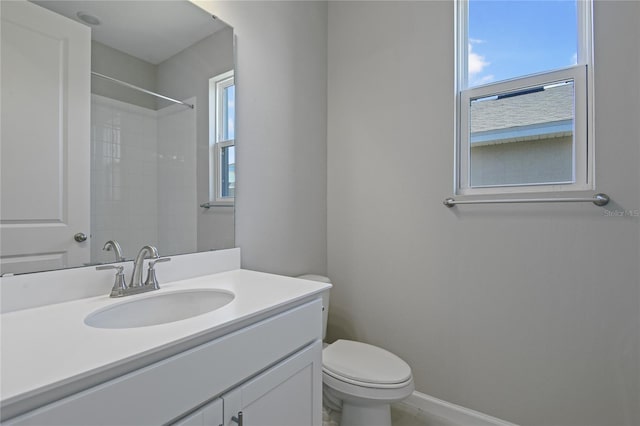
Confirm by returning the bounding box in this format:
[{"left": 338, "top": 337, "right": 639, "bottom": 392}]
[{"left": 322, "top": 340, "right": 412, "bottom": 385}]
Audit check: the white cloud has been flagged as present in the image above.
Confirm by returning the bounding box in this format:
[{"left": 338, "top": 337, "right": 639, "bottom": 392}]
[
  {"left": 468, "top": 43, "right": 489, "bottom": 77},
  {"left": 467, "top": 40, "right": 493, "bottom": 86}
]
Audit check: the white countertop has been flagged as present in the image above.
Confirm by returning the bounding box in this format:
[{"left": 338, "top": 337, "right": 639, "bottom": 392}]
[{"left": 0, "top": 269, "right": 329, "bottom": 418}]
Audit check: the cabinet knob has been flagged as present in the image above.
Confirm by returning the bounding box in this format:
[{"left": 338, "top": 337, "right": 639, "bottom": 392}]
[
  {"left": 231, "top": 411, "right": 243, "bottom": 426},
  {"left": 74, "top": 232, "right": 88, "bottom": 242}
]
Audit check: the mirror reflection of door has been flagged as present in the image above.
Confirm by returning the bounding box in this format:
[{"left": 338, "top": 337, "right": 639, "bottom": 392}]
[{"left": 1, "top": 1, "right": 91, "bottom": 274}]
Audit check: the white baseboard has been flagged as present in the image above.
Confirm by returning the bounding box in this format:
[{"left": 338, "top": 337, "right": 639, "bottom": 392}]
[{"left": 402, "top": 391, "right": 519, "bottom": 426}]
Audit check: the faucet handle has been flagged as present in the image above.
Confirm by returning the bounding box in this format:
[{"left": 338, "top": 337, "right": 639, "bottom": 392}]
[
  {"left": 96, "top": 264, "right": 124, "bottom": 272},
  {"left": 149, "top": 257, "right": 171, "bottom": 268},
  {"left": 96, "top": 265, "right": 128, "bottom": 297},
  {"left": 144, "top": 257, "right": 171, "bottom": 290}
]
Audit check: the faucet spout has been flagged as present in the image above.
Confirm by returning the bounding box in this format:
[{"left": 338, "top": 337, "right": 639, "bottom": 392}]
[
  {"left": 102, "top": 240, "right": 125, "bottom": 262},
  {"left": 130, "top": 245, "right": 159, "bottom": 287}
]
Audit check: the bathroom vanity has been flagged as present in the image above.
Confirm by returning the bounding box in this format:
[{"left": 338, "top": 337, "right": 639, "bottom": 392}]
[{"left": 0, "top": 249, "right": 329, "bottom": 425}]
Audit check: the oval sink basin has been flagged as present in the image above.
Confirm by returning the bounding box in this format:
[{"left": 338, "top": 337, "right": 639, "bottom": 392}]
[{"left": 85, "top": 289, "right": 235, "bottom": 329}]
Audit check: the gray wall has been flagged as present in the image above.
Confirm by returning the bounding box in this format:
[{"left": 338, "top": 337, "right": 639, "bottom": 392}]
[
  {"left": 327, "top": 2, "right": 639, "bottom": 426},
  {"left": 195, "top": 1, "right": 328, "bottom": 276},
  {"left": 91, "top": 41, "right": 157, "bottom": 110},
  {"left": 156, "top": 27, "right": 235, "bottom": 252}
]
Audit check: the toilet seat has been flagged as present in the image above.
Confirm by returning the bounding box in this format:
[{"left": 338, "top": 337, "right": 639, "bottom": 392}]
[
  {"left": 322, "top": 340, "right": 413, "bottom": 389},
  {"left": 323, "top": 368, "right": 413, "bottom": 389},
  {"left": 323, "top": 369, "right": 414, "bottom": 403}
]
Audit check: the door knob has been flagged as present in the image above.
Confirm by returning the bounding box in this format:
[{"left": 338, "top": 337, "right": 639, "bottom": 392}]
[{"left": 74, "top": 232, "right": 88, "bottom": 242}]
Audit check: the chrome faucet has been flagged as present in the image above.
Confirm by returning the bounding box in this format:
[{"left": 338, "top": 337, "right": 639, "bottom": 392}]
[
  {"left": 96, "top": 244, "right": 171, "bottom": 298},
  {"left": 102, "top": 240, "right": 125, "bottom": 262},
  {"left": 130, "top": 245, "right": 159, "bottom": 288}
]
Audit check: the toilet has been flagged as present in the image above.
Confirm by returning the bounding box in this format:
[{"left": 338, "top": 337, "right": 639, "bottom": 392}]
[{"left": 298, "top": 275, "right": 414, "bottom": 426}]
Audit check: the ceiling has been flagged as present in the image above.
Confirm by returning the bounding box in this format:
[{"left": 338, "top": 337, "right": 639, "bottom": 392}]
[{"left": 31, "top": 1, "right": 229, "bottom": 64}]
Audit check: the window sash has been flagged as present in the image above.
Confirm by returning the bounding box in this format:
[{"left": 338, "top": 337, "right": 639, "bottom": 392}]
[
  {"left": 458, "top": 65, "right": 590, "bottom": 195},
  {"left": 214, "top": 140, "right": 234, "bottom": 202},
  {"left": 215, "top": 76, "right": 234, "bottom": 143}
]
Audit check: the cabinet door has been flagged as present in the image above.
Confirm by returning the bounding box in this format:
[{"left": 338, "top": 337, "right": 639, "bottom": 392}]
[
  {"left": 172, "top": 399, "right": 223, "bottom": 426},
  {"left": 222, "top": 341, "right": 322, "bottom": 426}
]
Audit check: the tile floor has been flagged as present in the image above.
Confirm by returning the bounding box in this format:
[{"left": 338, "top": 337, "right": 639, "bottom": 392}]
[
  {"left": 323, "top": 402, "right": 455, "bottom": 426},
  {"left": 391, "top": 402, "right": 454, "bottom": 426}
]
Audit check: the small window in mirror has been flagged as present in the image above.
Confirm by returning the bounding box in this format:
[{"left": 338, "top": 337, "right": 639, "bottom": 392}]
[{"left": 209, "top": 71, "right": 235, "bottom": 202}]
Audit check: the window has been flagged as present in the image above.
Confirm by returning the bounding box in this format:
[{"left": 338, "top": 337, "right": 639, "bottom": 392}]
[
  {"left": 209, "top": 70, "right": 235, "bottom": 202},
  {"left": 456, "top": 0, "right": 593, "bottom": 195}
]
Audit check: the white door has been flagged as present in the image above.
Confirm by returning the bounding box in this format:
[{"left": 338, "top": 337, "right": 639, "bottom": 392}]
[{"left": 1, "top": 0, "right": 91, "bottom": 274}]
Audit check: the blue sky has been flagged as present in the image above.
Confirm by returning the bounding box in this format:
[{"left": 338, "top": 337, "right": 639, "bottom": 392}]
[
  {"left": 225, "top": 85, "right": 235, "bottom": 141},
  {"left": 468, "top": 0, "right": 577, "bottom": 87}
]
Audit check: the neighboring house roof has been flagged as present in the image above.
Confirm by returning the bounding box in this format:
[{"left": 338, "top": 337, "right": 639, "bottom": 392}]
[{"left": 470, "top": 83, "right": 574, "bottom": 146}]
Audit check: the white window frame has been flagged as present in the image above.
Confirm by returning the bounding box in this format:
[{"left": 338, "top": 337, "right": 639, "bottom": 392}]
[
  {"left": 455, "top": 0, "right": 594, "bottom": 196},
  {"left": 209, "top": 70, "right": 235, "bottom": 203}
]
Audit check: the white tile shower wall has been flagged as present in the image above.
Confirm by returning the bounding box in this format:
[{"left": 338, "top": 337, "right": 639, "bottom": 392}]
[
  {"left": 91, "top": 95, "right": 159, "bottom": 263},
  {"left": 157, "top": 100, "right": 198, "bottom": 256}
]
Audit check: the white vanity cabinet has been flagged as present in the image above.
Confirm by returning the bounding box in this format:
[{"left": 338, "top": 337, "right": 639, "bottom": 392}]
[{"left": 3, "top": 298, "right": 323, "bottom": 426}]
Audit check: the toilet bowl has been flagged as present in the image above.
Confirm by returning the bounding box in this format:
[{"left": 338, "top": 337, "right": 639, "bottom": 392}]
[
  {"left": 323, "top": 339, "right": 414, "bottom": 426},
  {"left": 297, "top": 275, "right": 414, "bottom": 426}
]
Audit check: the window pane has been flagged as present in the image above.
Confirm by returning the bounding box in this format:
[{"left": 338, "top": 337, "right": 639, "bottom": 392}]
[
  {"left": 220, "top": 145, "right": 235, "bottom": 198},
  {"left": 469, "top": 80, "right": 575, "bottom": 187},
  {"left": 468, "top": 0, "right": 577, "bottom": 87},
  {"left": 222, "top": 84, "right": 235, "bottom": 141}
]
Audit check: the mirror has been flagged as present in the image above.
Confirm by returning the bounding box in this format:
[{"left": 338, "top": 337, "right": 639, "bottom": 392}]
[{"left": 0, "top": 0, "right": 235, "bottom": 275}]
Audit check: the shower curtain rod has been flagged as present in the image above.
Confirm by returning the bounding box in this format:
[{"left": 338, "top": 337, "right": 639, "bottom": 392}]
[{"left": 91, "top": 72, "right": 194, "bottom": 109}]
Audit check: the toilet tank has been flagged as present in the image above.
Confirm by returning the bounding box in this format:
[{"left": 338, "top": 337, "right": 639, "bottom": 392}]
[{"left": 297, "top": 274, "right": 331, "bottom": 340}]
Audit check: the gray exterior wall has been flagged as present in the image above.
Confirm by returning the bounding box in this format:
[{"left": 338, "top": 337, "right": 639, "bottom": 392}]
[{"left": 471, "top": 136, "right": 573, "bottom": 186}]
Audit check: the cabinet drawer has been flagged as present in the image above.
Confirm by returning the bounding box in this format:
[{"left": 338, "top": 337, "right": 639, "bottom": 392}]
[{"left": 4, "top": 299, "right": 322, "bottom": 426}]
